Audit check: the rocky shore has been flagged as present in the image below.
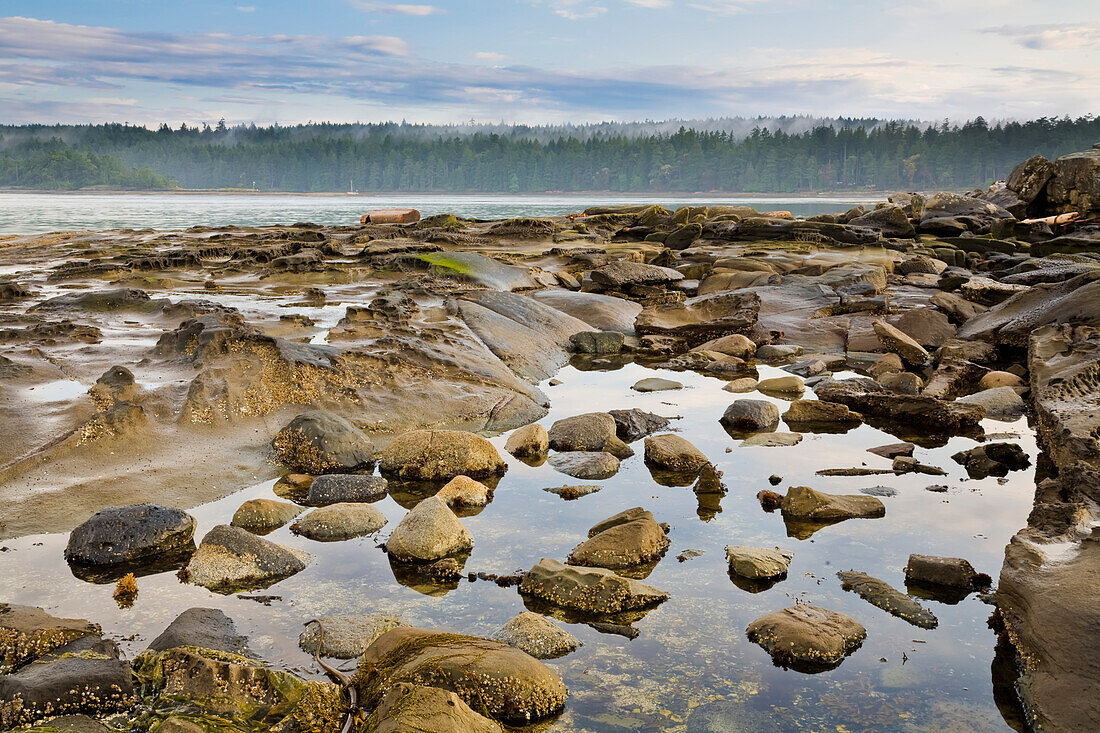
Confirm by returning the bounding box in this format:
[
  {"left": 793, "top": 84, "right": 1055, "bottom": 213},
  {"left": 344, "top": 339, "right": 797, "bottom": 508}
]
[{"left": 0, "top": 144, "right": 1098, "bottom": 731}]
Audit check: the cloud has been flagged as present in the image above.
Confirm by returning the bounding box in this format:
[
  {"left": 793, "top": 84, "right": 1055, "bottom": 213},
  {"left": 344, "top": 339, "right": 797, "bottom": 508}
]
[
  {"left": 983, "top": 23, "right": 1100, "bottom": 51},
  {"left": 348, "top": 1, "right": 445, "bottom": 15},
  {"left": 529, "top": 1, "right": 608, "bottom": 20},
  {"left": 687, "top": 0, "right": 777, "bottom": 16},
  {"left": 236, "top": 5, "right": 257, "bottom": 12},
  {"left": 472, "top": 51, "right": 509, "bottom": 63},
  {"left": 623, "top": 0, "right": 671, "bottom": 7}
]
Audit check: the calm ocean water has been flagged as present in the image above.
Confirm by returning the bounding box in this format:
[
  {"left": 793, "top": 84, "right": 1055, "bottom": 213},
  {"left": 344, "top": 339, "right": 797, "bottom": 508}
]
[{"left": 0, "top": 192, "right": 879, "bottom": 235}]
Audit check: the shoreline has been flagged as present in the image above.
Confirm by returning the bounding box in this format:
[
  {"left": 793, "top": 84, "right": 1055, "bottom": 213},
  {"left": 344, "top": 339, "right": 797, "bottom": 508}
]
[{"left": 0, "top": 187, "right": 901, "bottom": 199}]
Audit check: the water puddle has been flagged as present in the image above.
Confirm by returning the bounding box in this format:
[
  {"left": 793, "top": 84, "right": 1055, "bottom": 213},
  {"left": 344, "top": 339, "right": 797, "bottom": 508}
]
[{"left": 0, "top": 359, "right": 1033, "bottom": 731}]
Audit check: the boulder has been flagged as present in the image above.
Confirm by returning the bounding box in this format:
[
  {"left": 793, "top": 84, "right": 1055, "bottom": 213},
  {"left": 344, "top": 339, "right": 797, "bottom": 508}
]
[
  {"left": 905, "top": 554, "right": 989, "bottom": 590},
  {"left": 548, "top": 451, "right": 620, "bottom": 479},
  {"left": 695, "top": 333, "right": 756, "bottom": 358},
  {"left": 505, "top": 423, "right": 549, "bottom": 458},
  {"left": 917, "top": 192, "right": 1015, "bottom": 235},
  {"left": 960, "top": 276, "right": 1029, "bottom": 306},
  {"left": 723, "top": 377, "right": 759, "bottom": 393},
  {"left": 635, "top": 291, "right": 760, "bottom": 347},
  {"left": 782, "top": 400, "right": 862, "bottom": 427},
  {"left": 849, "top": 205, "right": 915, "bottom": 238},
  {"left": 631, "top": 377, "right": 683, "bottom": 392},
  {"left": 756, "top": 375, "right": 804, "bottom": 395},
  {"left": 643, "top": 434, "right": 709, "bottom": 473},
  {"left": 0, "top": 605, "right": 100, "bottom": 672},
  {"left": 1006, "top": 154, "right": 1055, "bottom": 204},
  {"left": 725, "top": 546, "right": 792, "bottom": 580},
  {"left": 956, "top": 386, "right": 1026, "bottom": 421},
  {"left": 548, "top": 412, "right": 620, "bottom": 453},
  {"left": 568, "top": 514, "right": 669, "bottom": 570},
  {"left": 354, "top": 627, "right": 567, "bottom": 724},
  {"left": 380, "top": 429, "right": 507, "bottom": 481},
  {"left": 692, "top": 463, "right": 727, "bottom": 495},
  {"left": 0, "top": 637, "right": 134, "bottom": 728},
  {"left": 184, "top": 524, "right": 310, "bottom": 592},
  {"left": 931, "top": 291, "right": 987, "bottom": 324},
  {"left": 590, "top": 261, "right": 683, "bottom": 288},
  {"left": 836, "top": 570, "right": 937, "bottom": 629},
  {"left": 518, "top": 558, "right": 669, "bottom": 615},
  {"left": 385, "top": 496, "right": 473, "bottom": 562},
  {"left": 492, "top": 612, "right": 581, "bottom": 659},
  {"left": 951, "top": 442, "right": 1031, "bottom": 479},
  {"left": 435, "top": 475, "right": 492, "bottom": 508},
  {"left": 1046, "top": 148, "right": 1100, "bottom": 213},
  {"left": 529, "top": 289, "right": 642, "bottom": 334},
  {"left": 664, "top": 223, "right": 703, "bottom": 250},
  {"left": 781, "top": 486, "right": 886, "bottom": 522},
  {"left": 360, "top": 682, "right": 503, "bottom": 732},
  {"left": 813, "top": 378, "right": 985, "bottom": 434},
  {"left": 876, "top": 371, "right": 923, "bottom": 395},
  {"left": 873, "top": 320, "right": 929, "bottom": 365},
  {"left": 147, "top": 608, "right": 249, "bottom": 655},
  {"left": 65, "top": 504, "right": 196, "bottom": 568},
  {"left": 958, "top": 271, "right": 1100, "bottom": 347},
  {"left": 608, "top": 408, "right": 670, "bottom": 442},
  {"left": 299, "top": 614, "right": 404, "bottom": 659},
  {"left": 741, "top": 432, "right": 802, "bottom": 447},
  {"left": 272, "top": 411, "right": 376, "bottom": 474},
  {"left": 979, "top": 370, "right": 1025, "bottom": 391},
  {"left": 720, "top": 400, "right": 780, "bottom": 434},
  {"left": 305, "top": 474, "right": 388, "bottom": 506},
  {"left": 291, "top": 503, "right": 388, "bottom": 541},
  {"left": 568, "top": 330, "right": 624, "bottom": 354},
  {"left": 745, "top": 605, "right": 866, "bottom": 671},
  {"left": 230, "top": 499, "right": 302, "bottom": 534}
]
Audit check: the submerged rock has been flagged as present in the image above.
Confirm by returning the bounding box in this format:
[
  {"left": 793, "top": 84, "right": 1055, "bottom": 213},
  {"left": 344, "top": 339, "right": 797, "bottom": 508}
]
[
  {"left": 548, "top": 451, "right": 620, "bottom": 479},
  {"left": 837, "top": 570, "right": 938, "bottom": 629},
  {"left": 746, "top": 605, "right": 866, "bottom": 672},
  {"left": 568, "top": 511, "right": 670, "bottom": 570},
  {"left": 781, "top": 486, "right": 886, "bottom": 523},
  {"left": 631, "top": 377, "right": 683, "bottom": 392},
  {"left": 905, "top": 554, "right": 990, "bottom": 590},
  {"left": 299, "top": 613, "right": 404, "bottom": 659},
  {"left": 956, "top": 386, "right": 1026, "bottom": 421},
  {"left": 505, "top": 423, "right": 549, "bottom": 459},
  {"left": 436, "top": 475, "right": 492, "bottom": 508},
  {"left": 271, "top": 410, "right": 376, "bottom": 474},
  {"left": 951, "top": 442, "right": 1031, "bottom": 479},
  {"left": 380, "top": 429, "right": 507, "bottom": 481},
  {"left": 493, "top": 612, "right": 581, "bottom": 659},
  {"left": 184, "top": 524, "right": 310, "bottom": 592},
  {"left": 720, "top": 400, "right": 780, "bottom": 434},
  {"left": 385, "top": 496, "right": 473, "bottom": 562},
  {"left": 548, "top": 412, "right": 628, "bottom": 455},
  {"left": 354, "top": 627, "right": 567, "bottom": 724},
  {"left": 519, "top": 558, "right": 669, "bottom": 615},
  {"left": 783, "top": 399, "right": 862, "bottom": 428},
  {"left": 65, "top": 504, "right": 196, "bottom": 569}
]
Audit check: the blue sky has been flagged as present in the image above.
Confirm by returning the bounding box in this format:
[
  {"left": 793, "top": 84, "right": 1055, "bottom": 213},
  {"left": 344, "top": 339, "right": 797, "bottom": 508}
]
[{"left": 0, "top": 1, "right": 1096, "bottom": 126}]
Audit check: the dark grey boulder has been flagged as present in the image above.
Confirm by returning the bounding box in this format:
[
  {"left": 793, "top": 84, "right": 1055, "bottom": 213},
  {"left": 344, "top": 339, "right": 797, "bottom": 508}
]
[
  {"left": 720, "top": 400, "right": 780, "bottom": 434},
  {"left": 65, "top": 503, "right": 196, "bottom": 567},
  {"left": 147, "top": 608, "right": 250, "bottom": 655},
  {"left": 608, "top": 408, "right": 671, "bottom": 442},
  {"left": 305, "top": 473, "right": 388, "bottom": 506},
  {"left": 569, "top": 330, "right": 625, "bottom": 354}
]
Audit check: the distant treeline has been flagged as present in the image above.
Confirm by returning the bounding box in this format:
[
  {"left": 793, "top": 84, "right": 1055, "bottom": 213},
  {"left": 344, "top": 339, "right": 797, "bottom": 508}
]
[{"left": 0, "top": 116, "right": 1097, "bottom": 193}]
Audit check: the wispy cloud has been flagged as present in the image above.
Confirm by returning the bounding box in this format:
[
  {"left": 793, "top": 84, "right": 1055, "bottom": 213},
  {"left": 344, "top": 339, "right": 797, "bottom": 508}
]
[
  {"left": 236, "top": 5, "right": 257, "bottom": 12},
  {"left": 348, "top": 1, "right": 445, "bottom": 15},
  {"left": 471, "top": 51, "right": 509, "bottom": 63},
  {"left": 983, "top": 23, "right": 1100, "bottom": 50}
]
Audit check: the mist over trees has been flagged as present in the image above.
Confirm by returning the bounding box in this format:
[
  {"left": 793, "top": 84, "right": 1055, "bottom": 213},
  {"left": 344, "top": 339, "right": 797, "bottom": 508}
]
[{"left": 0, "top": 115, "right": 1096, "bottom": 193}]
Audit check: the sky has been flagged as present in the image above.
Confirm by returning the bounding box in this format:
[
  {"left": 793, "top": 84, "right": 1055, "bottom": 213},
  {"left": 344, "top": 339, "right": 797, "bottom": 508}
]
[{"left": 0, "top": 0, "right": 1097, "bottom": 127}]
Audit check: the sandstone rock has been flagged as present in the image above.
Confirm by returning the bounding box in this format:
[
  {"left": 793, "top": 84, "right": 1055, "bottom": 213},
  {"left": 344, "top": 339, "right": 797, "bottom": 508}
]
[
  {"left": 492, "top": 612, "right": 581, "bottom": 659},
  {"left": 643, "top": 434, "right": 709, "bottom": 473},
  {"left": 876, "top": 371, "right": 923, "bottom": 395},
  {"left": 741, "top": 432, "right": 802, "bottom": 447},
  {"left": 590, "top": 261, "right": 683, "bottom": 288},
  {"left": 231, "top": 499, "right": 302, "bottom": 534},
  {"left": 725, "top": 546, "right": 792, "bottom": 580},
  {"left": 65, "top": 504, "right": 196, "bottom": 568},
  {"left": 1046, "top": 148, "right": 1100, "bottom": 213},
  {"left": 518, "top": 558, "right": 669, "bottom": 615},
  {"left": 956, "top": 386, "right": 1026, "bottom": 421},
  {"left": 813, "top": 378, "right": 985, "bottom": 434},
  {"left": 951, "top": 442, "right": 1031, "bottom": 479},
  {"left": 692, "top": 463, "right": 727, "bottom": 495},
  {"left": 873, "top": 320, "right": 929, "bottom": 365},
  {"left": 548, "top": 412, "right": 618, "bottom": 452},
  {"left": 635, "top": 291, "right": 760, "bottom": 347},
  {"left": 436, "top": 475, "right": 491, "bottom": 508},
  {"left": 184, "top": 524, "right": 310, "bottom": 592},
  {"left": 695, "top": 333, "right": 756, "bottom": 358},
  {"left": 543, "top": 484, "right": 601, "bottom": 500},
  {"left": 755, "top": 344, "right": 804, "bottom": 362},
  {"left": 917, "top": 192, "right": 1015, "bottom": 235},
  {"left": 1006, "top": 154, "right": 1055, "bottom": 204},
  {"left": 782, "top": 399, "right": 862, "bottom": 427},
  {"left": 979, "top": 370, "right": 1025, "bottom": 390},
  {"left": 746, "top": 605, "right": 866, "bottom": 671},
  {"left": 272, "top": 411, "right": 376, "bottom": 474},
  {"left": 505, "top": 423, "right": 549, "bottom": 458},
  {"left": 720, "top": 400, "right": 780, "bottom": 434},
  {"left": 354, "top": 627, "right": 567, "bottom": 724},
  {"left": 631, "top": 377, "right": 683, "bottom": 392},
  {"left": 299, "top": 614, "right": 404, "bottom": 659},
  {"left": 568, "top": 330, "right": 624, "bottom": 354},
  {"left": 385, "top": 497, "right": 472, "bottom": 562},
  {"left": 837, "top": 570, "right": 937, "bottom": 629},
  {"left": 568, "top": 513, "right": 669, "bottom": 570},
  {"left": 360, "top": 682, "right": 503, "bottom": 732},
  {"left": 548, "top": 451, "right": 620, "bottom": 479},
  {"left": 0, "top": 605, "right": 100, "bottom": 673},
  {"left": 305, "top": 474, "right": 388, "bottom": 506},
  {"left": 292, "top": 503, "right": 387, "bottom": 541},
  {"left": 959, "top": 272, "right": 1100, "bottom": 347},
  {"left": 756, "top": 375, "right": 805, "bottom": 395},
  {"left": 781, "top": 486, "right": 886, "bottom": 522},
  {"left": 723, "top": 377, "right": 759, "bottom": 393},
  {"left": 931, "top": 291, "right": 987, "bottom": 324},
  {"left": 380, "top": 429, "right": 507, "bottom": 481},
  {"left": 849, "top": 205, "right": 915, "bottom": 238}
]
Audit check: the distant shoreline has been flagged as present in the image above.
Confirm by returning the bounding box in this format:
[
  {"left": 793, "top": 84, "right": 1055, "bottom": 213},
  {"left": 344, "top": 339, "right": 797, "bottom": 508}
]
[{"left": 0, "top": 187, "right": 898, "bottom": 199}]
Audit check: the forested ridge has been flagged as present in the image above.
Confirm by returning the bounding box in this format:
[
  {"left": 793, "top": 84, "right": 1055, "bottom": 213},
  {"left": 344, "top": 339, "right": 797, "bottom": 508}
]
[{"left": 1, "top": 115, "right": 1096, "bottom": 193}]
